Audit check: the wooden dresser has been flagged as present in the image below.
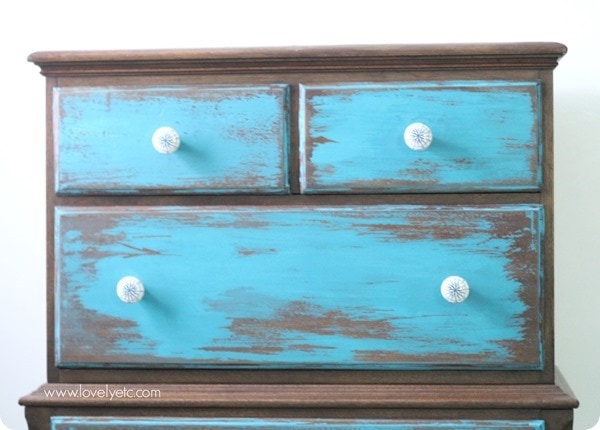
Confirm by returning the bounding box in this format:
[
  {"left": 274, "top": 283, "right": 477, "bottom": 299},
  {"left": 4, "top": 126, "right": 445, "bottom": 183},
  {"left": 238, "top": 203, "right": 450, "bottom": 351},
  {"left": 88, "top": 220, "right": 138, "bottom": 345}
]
[{"left": 21, "top": 43, "right": 578, "bottom": 429}]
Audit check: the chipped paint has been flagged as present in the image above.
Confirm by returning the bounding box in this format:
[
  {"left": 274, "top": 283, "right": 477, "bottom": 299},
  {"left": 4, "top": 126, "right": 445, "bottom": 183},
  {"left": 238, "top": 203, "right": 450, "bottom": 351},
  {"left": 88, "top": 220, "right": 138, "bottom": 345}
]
[
  {"left": 50, "top": 417, "right": 546, "bottom": 429},
  {"left": 56, "top": 205, "right": 543, "bottom": 369},
  {"left": 299, "top": 81, "right": 541, "bottom": 193},
  {"left": 54, "top": 85, "right": 290, "bottom": 194}
]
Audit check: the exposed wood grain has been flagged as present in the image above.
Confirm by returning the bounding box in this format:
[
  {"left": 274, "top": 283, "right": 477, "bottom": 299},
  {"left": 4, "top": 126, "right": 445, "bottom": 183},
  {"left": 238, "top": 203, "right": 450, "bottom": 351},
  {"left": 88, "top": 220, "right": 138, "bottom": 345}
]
[
  {"left": 28, "top": 43, "right": 567, "bottom": 77},
  {"left": 55, "top": 205, "right": 543, "bottom": 369},
  {"left": 54, "top": 85, "right": 290, "bottom": 195},
  {"left": 20, "top": 382, "right": 578, "bottom": 409},
  {"left": 300, "top": 81, "right": 541, "bottom": 193}
]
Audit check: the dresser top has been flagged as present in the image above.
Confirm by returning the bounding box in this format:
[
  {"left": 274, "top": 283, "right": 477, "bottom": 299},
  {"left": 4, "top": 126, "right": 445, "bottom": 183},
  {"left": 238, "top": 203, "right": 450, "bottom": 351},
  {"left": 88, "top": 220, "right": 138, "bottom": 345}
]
[{"left": 28, "top": 42, "right": 567, "bottom": 76}]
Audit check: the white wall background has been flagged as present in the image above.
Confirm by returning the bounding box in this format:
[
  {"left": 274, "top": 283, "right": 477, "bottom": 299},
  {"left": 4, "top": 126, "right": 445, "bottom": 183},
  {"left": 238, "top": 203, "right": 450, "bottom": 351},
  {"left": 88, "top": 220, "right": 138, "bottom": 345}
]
[{"left": 1, "top": 1, "right": 598, "bottom": 429}]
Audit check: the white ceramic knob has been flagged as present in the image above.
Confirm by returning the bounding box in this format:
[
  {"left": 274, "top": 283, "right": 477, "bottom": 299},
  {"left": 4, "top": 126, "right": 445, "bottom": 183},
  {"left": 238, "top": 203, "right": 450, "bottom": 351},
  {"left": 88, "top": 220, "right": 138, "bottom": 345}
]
[
  {"left": 441, "top": 276, "right": 469, "bottom": 303},
  {"left": 404, "top": 122, "right": 433, "bottom": 150},
  {"left": 116, "top": 276, "right": 145, "bottom": 303},
  {"left": 152, "top": 126, "right": 180, "bottom": 154}
]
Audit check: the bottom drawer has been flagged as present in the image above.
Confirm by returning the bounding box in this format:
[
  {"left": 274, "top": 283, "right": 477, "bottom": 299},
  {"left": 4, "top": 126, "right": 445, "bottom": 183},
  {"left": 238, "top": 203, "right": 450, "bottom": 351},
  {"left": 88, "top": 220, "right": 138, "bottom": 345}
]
[{"left": 51, "top": 418, "right": 545, "bottom": 429}]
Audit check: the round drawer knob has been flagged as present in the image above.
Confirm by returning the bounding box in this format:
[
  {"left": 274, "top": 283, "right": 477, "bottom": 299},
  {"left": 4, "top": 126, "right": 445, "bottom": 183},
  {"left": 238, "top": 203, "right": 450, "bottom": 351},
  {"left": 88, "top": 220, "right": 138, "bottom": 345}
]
[
  {"left": 404, "top": 122, "right": 433, "bottom": 150},
  {"left": 441, "top": 276, "right": 469, "bottom": 303},
  {"left": 152, "top": 126, "right": 181, "bottom": 154},
  {"left": 116, "top": 276, "right": 145, "bottom": 303}
]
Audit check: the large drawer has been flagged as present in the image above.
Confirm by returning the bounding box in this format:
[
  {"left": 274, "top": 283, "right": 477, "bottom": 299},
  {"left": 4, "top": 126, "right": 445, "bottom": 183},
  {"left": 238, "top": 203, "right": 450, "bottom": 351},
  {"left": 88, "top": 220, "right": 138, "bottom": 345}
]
[
  {"left": 56, "top": 205, "right": 543, "bottom": 369},
  {"left": 51, "top": 418, "right": 545, "bottom": 429},
  {"left": 54, "top": 85, "right": 290, "bottom": 194},
  {"left": 300, "top": 81, "right": 541, "bottom": 193}
]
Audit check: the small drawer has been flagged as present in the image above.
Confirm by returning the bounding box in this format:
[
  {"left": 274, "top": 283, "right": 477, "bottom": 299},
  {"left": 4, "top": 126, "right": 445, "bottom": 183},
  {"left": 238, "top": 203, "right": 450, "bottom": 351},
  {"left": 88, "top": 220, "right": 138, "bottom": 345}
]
[
  {"left": 300, "top": 81, "right": 541, "bottom": 193},
  {"left": 56, "top": 205, "right": 543, "bottom": 370},
  {"left": 51, "top": 417, "right": 546, "bottom": 429},
  {"left": 54, "top": 85, "right": 290, "bottom": 194}
]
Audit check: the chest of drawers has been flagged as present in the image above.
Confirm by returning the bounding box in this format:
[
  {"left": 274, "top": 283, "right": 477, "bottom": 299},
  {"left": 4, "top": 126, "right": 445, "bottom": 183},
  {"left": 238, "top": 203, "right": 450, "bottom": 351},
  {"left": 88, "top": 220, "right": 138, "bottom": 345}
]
[{"left": 21, "top": 43, "right": 578, "bottom": 429}]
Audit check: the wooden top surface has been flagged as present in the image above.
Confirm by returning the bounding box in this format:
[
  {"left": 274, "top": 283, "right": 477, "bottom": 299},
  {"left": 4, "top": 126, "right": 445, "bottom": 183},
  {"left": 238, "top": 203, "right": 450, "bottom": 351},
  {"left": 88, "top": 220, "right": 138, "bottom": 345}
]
[{"left": 28, "top": 42, "right": 567, "bottom": 76}]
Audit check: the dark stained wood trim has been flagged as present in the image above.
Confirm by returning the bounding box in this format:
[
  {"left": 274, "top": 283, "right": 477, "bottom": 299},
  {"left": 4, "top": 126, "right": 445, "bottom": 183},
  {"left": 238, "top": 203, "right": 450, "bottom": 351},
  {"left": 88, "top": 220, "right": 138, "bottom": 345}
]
[
  {"left": 288, "top": 84, "right": 301, "bottom": 194},
  {"left": 28, "top": 43, "right": 567, "bottom": 77},
  {"left": 45, "top": 76, "right": 59, "bottom": 383},
  {"left": 51, "top": 192, "right": 542, "bottom": 207},
  {"left": 55, "top": 368, "right": 548, "bottom": 386},
  {"left": 540, "top": 68, "right": 557, "bottom": 382},
  {"left": 20, "top": 382, "right": 578, "bottom": 410}
]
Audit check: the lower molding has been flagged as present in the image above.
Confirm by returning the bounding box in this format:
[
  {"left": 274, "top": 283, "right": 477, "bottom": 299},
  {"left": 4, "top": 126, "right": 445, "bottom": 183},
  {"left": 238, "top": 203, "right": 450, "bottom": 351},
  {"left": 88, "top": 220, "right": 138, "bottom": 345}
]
[
  {"left": 20, "top": 382, "right": 578, "bottom": 430},
  {"left": 20, "top": 382, "right": 578, "bottom": 410}
]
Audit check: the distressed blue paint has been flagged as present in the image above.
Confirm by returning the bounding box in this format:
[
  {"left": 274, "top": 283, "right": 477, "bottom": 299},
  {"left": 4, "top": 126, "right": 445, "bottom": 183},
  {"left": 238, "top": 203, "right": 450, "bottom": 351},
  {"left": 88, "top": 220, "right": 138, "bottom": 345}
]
[
  {"left": 54, "top": 85, "right": 290, "bottom": 194},
  {"left": 56, "top": 205, "right": 542, "bottom": 369},
  {"left": 299, "top": 81, "right": 541, "bottom": 193},
  {"left": 51, "top": 417, "right": 545, "bottom": 429}
]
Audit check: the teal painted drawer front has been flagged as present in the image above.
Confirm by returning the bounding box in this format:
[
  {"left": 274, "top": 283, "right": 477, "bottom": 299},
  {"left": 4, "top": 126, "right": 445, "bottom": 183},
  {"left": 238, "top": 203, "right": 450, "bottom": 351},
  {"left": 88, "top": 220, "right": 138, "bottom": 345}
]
[
  {"left": 300, "top": 81, "right": 540, "bottom": 193},
  {"left": 56, "top": 205, "right": 542, "bottom": 369},
  {"left": 54, "top": 85, "right": 290, "bottom": 194},
  {"left": 51, "top": 418, "right": 545, "bottom": 429}
]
